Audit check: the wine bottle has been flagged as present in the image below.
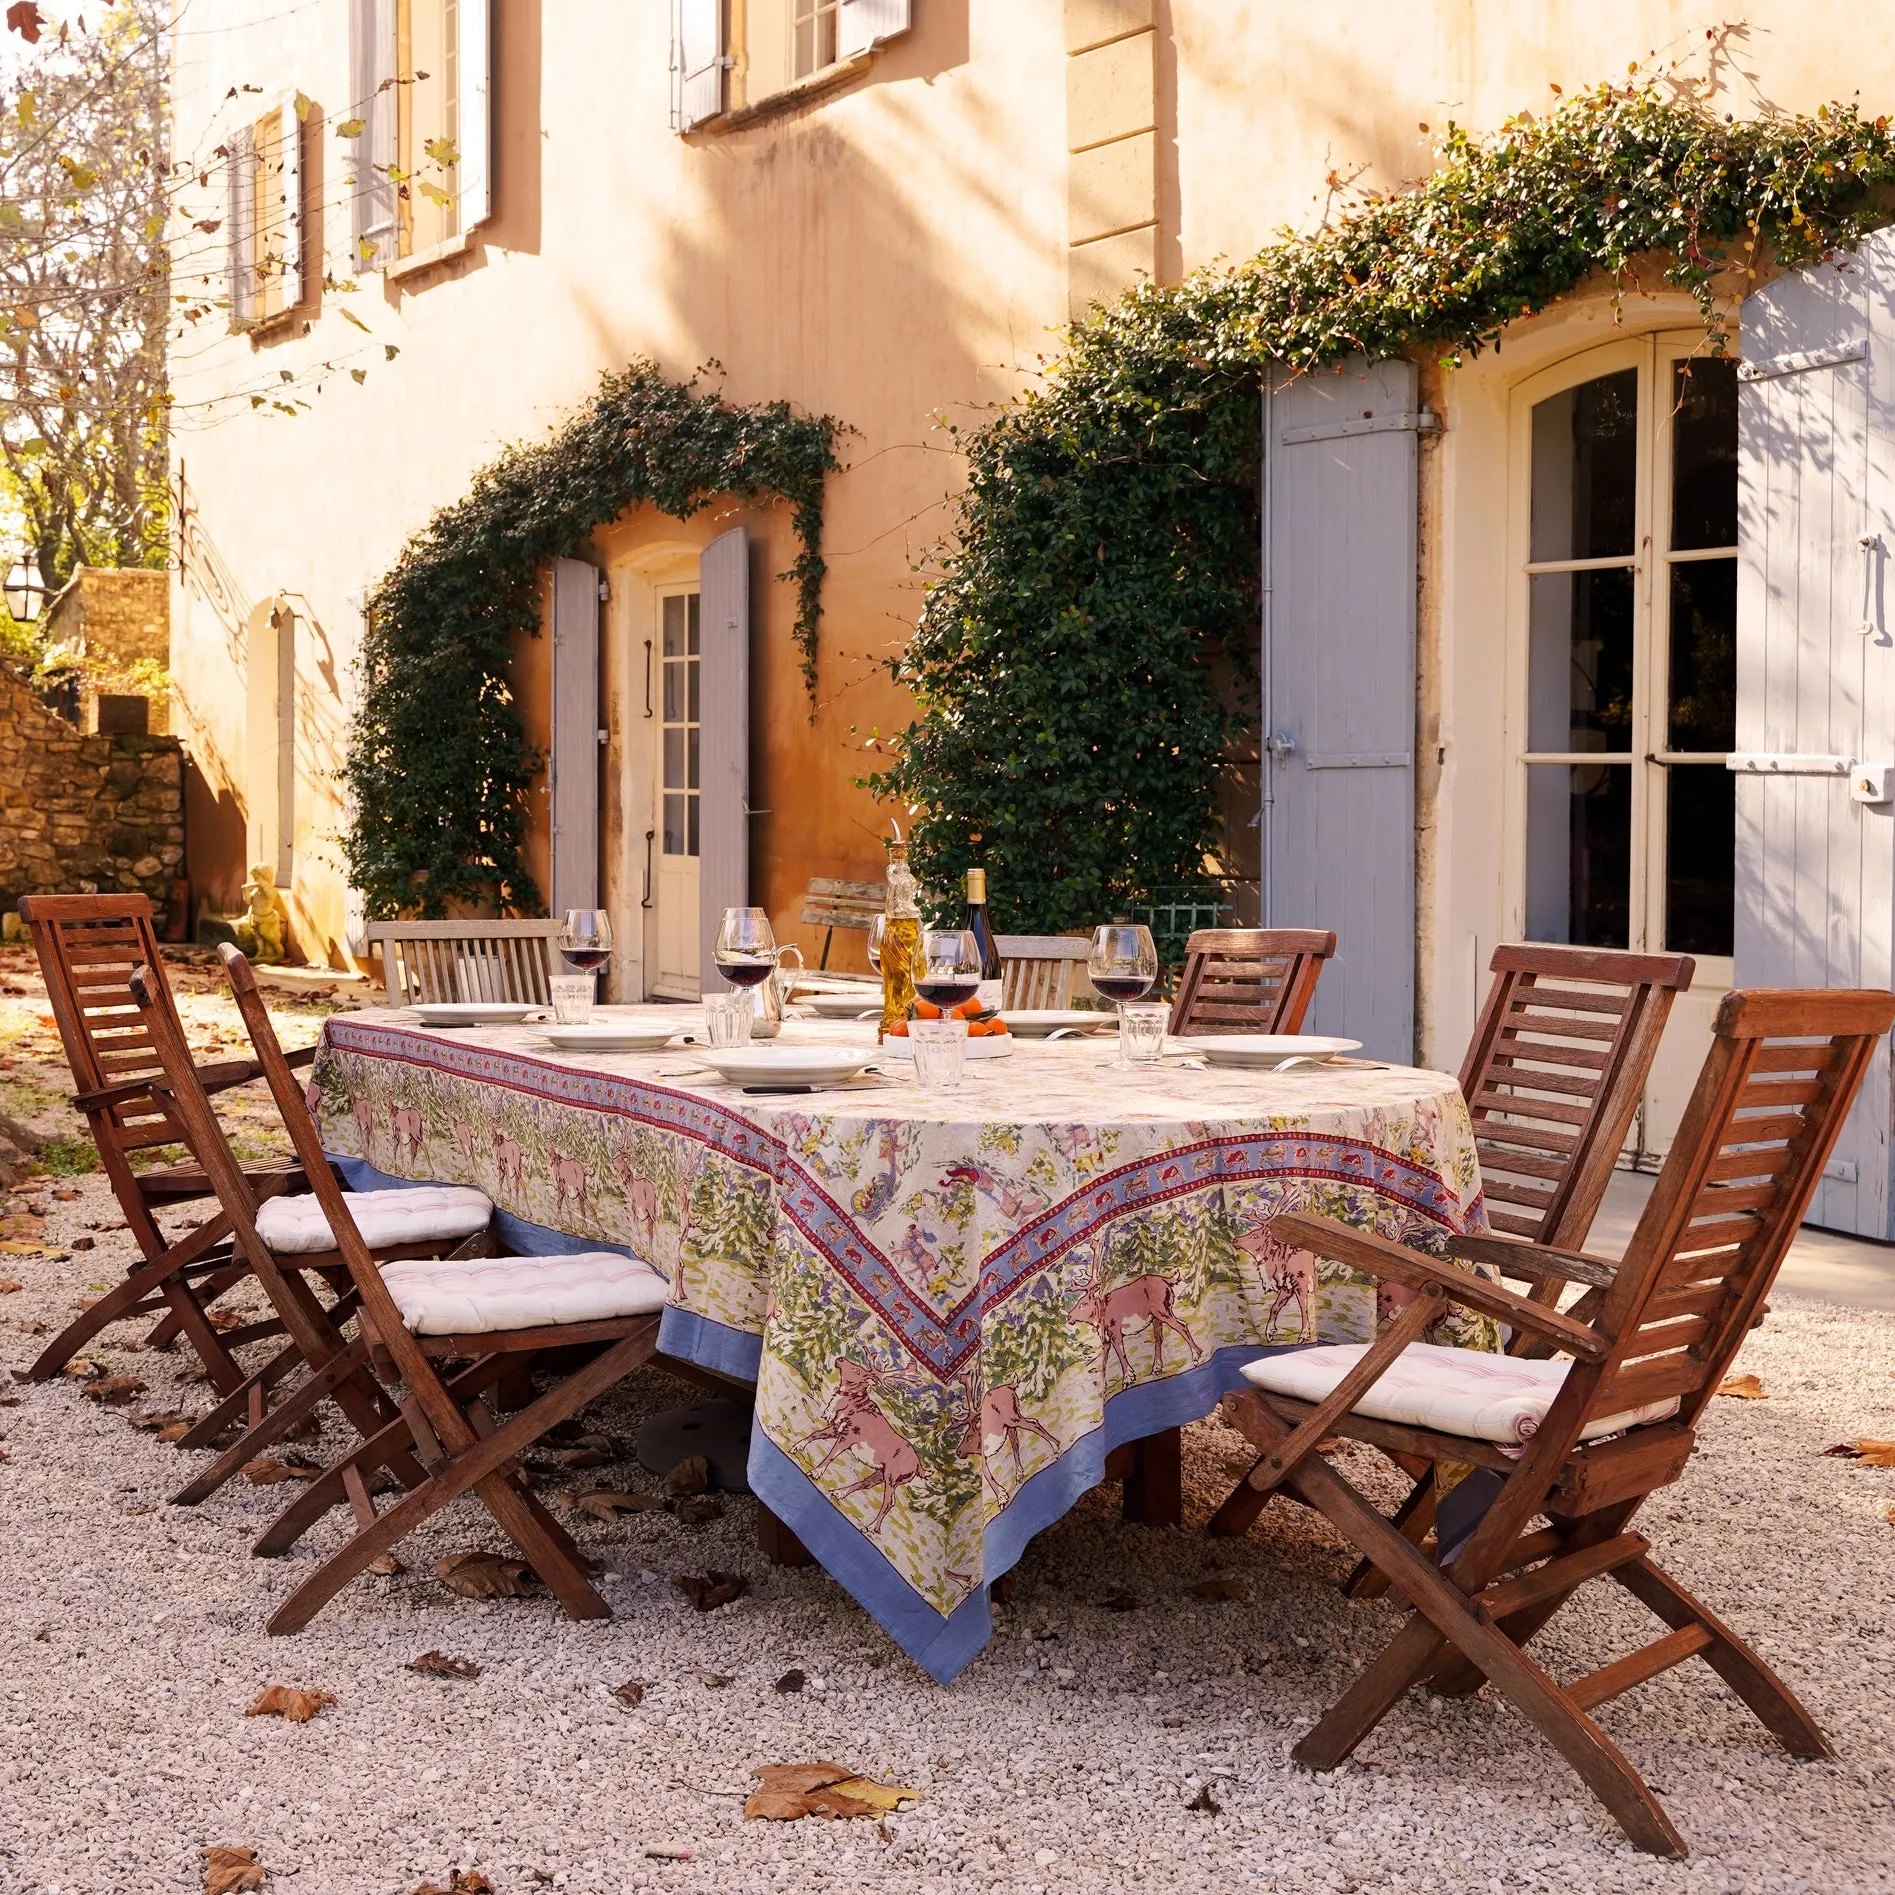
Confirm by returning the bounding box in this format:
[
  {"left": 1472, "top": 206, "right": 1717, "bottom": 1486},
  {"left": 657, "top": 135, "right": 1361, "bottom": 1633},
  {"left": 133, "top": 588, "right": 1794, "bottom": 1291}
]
[
  {"left": 961, "top": 867, "right": 1003, "bottom": 1012},
  {"left": 878, "top": 829, "right": 920, "bottom": 1043}
]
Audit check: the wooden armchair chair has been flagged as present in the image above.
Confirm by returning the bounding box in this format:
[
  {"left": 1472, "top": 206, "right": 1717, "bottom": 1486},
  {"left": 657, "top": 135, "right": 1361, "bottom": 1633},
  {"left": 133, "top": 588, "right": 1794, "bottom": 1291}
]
[
  {"left": 211, "top": 945, "right": 669, "bottom": 1633},
  {"left": 365, "top": 918, "right": 562, "bottom": 1007},
  {"left": 1167, "top": 928, "right": 1336, "bottom": 1035},
  {"left": 995, "top": 934, "right": 1092, "bottom": 1010},
  {"left": 121, "top": 956, "right": 494, "bottom": 1510},
  {"left": 1210, "top": 986, "right": 1893, "bottom": 1856},
  {"left": 17, "top": 893, "right": 317, "bottom": 1390},
  {"left": 1215, "top": 942, "right": 1696, "bottom": 1582}
]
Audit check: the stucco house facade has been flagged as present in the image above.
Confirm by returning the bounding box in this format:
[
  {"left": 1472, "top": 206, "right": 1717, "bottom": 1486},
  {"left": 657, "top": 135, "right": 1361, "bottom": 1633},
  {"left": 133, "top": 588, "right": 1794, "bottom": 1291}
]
[{"left": 167, "top": 2, "right": 1895, "bottom": 1234}]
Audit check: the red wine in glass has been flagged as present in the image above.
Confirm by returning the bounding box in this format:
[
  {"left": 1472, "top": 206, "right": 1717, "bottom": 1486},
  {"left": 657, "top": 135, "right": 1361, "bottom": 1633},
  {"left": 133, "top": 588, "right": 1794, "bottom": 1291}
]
[
  {"left": 1093, "top": 972, "right": 1154, "bottom": 1003},
  {"left": 916, "top": 976, "right": 981, "bottom": 1010},
  {"left": 715, "top": 954, "right": 776, "bottom": 990},
  {"left": 562, "top": 947, "right": 611, "bottom": 973}
]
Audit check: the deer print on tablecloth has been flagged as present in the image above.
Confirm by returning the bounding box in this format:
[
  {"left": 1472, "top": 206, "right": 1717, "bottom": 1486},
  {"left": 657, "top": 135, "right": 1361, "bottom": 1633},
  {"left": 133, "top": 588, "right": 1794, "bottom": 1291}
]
[
  {"left": 955, "top": 1360, "right": 1059, "bottom": 1507},
  {"left": 800, "top": 1359, "right": 922, "bottom": 1537},
  {"left": 351, "top": 1093, "right": 375, "bottom": 1152},
  {"left": 668, "top": 1142, "right": 710, "bottom": 1307},
  {"left": 451, "top": 1118, "right": 480, "bottom": 1178},
  {"left": 550, "top": 1149, "right": 591, "bottom": 1225},
  {"left": 389, "top": 1103, "right": 425, "bottom": 1168},
  {"left": 1236, "top": 1217, "right": 1316, "bottom": 1341},
  {"left": 491, "top": 1128, "right": 525, "bottom": 1198},
  {"left": 614, "top": 1150, "right": 660, "bottom": 1248},
  {"left": 1071, "top": 1245, "right": 1204, "bottom": 1386}
]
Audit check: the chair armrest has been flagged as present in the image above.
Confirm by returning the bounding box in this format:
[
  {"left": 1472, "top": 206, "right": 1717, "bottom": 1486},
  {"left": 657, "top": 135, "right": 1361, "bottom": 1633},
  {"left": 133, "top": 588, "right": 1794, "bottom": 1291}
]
[
  {"left": 1267, "top": 1211, "right": 1608, "bottom": 1361},
  {"left": 1444, "top": 1231, "right": 1619, "bottom": 1291},
  {"left": 81, "top": 1043, "right": 316, "bottom": 1113}
]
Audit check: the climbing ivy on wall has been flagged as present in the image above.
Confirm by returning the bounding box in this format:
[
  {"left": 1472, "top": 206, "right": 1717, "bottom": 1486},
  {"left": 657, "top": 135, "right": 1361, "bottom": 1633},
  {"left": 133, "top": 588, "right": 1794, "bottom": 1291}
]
[
  {"left": 871, "top": 78, "right": 1895, "bottom": 933},
  {"left": 345, "top": 364, "right": 837, "bottom": 918}
]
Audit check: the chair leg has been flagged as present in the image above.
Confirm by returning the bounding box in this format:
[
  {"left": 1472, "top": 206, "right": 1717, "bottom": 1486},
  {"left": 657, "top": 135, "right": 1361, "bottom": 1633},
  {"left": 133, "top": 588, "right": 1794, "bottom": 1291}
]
[
  {"left": 1614, "top": 1555, "right": 1832, "bottom": 1760},
  {"left": 1343, "top": 1465, "right": 1437, "bottom": 1599},
  {"left": 1283, "top": 1449, "right": 1688, "bottom": 1858},
  {"left": 142, "top": 1260, "right": 248, "bottom": 1350},
  {"left": 1121, "top": 1427, "right": 1182, "bottom": 1527},
  {"left": 22, "top": 1246, "right": 233, "bottom": 1383}
]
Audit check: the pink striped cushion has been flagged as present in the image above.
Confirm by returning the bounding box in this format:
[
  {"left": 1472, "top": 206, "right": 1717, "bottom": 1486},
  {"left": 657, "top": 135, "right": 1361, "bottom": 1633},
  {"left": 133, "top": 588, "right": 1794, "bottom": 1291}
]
[{"left": 379, "top": 1251, "right": 669, "bottom": 1335}]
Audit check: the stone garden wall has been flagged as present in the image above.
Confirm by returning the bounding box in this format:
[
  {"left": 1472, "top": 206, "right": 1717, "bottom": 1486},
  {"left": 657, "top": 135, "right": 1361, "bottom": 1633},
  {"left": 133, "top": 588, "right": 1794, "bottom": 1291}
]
[{"left": 0, "top": 661, "right": 184, "bottom": 924}]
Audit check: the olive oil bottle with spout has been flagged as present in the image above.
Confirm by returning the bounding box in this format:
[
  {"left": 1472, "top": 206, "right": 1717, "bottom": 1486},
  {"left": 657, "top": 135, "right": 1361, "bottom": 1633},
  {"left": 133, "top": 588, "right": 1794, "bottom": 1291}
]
[{"left": 878, "top": 828, "right": 920, "bottom": 1042}]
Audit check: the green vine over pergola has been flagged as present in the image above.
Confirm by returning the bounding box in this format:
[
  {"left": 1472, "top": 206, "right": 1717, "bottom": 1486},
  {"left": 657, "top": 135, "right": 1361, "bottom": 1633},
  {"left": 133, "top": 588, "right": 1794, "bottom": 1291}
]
[
  {"left": 869, "top": 79, "right": 1895, "bottom": 933},
  {"left": 345, "top": 364, "right": 838, "bottom": 918}
]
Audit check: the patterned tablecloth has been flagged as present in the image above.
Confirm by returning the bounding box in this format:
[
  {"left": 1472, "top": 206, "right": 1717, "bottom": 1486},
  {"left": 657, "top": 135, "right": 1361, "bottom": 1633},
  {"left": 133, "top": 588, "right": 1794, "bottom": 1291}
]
[{"left": 312, "top": 1007, "right": 1493, "bottom": 1679}]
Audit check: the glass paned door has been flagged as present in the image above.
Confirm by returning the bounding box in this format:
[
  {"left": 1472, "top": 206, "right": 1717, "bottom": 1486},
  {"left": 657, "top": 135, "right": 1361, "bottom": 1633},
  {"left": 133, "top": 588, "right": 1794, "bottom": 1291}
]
[
  {"left": 650, "top": 588, "right": 701, "bottom": 999},
  {"left": 1516, "top": 342, "right": 1738, "bottom": 1161}
]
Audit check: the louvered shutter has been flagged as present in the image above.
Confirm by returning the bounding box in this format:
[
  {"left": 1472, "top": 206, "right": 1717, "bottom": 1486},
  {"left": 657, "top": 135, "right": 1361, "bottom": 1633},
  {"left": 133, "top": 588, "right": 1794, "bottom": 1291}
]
[
  {"left": 457, "top": 0, "right": 493, "bottom": 231},
  {"left": 1734, "top": 227, "right": 1895, "bottom": 1237},
  {"left": 274, "top": 99, "right": 302, "bottom": 310},
  {"left": 549, "top": 557, "right": 601, "bottom": 916},
  {"left": 350, "top": 0, "right": 397, "bottom": 269},
  {"left": 672, "top": 0, "right": 725, "bottom": 132},
  {"left": 227, "top": 124, "right": 256, "bottom": 325},
  {"left": 838, "top": 0, "right": 910, "bottom": 56},
  {"left": 1264, "top": 358, "right": 1425, "bottom": 1063},
  {"left": 697, "top": 527, "right": 750, "bottom": 996}
]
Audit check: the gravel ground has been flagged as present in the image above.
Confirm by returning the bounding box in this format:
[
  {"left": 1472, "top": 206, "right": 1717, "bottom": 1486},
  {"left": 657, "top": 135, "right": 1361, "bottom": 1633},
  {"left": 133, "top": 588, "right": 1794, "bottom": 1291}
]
[{"left": 1, "top": 956, "right": 1893, "bottom": 1893}]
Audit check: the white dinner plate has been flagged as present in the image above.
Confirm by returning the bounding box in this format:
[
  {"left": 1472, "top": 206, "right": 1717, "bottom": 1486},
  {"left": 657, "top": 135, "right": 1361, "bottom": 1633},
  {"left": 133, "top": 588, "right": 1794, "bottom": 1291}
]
[
  {"left": 798, "top": 991, "right": 885, "bottom": 1019},
  {"left": 540, "top": 1022, "right": 678, "bottom": 1053},
  {"left": 1178, "top": 1033, "right": 1363, "bottom": 1070},
  {"left": 695, "top": 1046, "right": 881, "bottom": 1087},
  {"left": 881, "top": 1033, "right": 1015, "bottom": 1060},
  {"left": 1001, "top": 1009, "right": 1113, "bottom": 1038},
  {"left": 413, "top": 1002, "right": 541, "bottom": 1027}
]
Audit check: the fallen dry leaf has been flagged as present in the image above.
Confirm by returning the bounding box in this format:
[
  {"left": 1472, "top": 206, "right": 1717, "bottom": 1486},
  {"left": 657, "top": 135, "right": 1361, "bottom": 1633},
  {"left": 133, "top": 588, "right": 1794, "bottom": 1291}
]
[
  {"left": 611, "top": 1679, "right": 646, "bottom": 1707},
  {"left": 1190, "top": 1577, "right": 1246, "bottom": 1602},
  {"left": 695, "top": 1669, "right": 734, "bottom": 1687},
  {"left": 437, "top": 1551, "right": 539, "bottom": 1600},
  {"left": 246, "top": 1684, "right": 336, "bottom": 1724},
  {"left": 206, "top": 1309, "right": 244, "bottom": 1332},
  {"left": 156, "top": 1422, "right": 193, "bottom": 1444},
  {"left": 411, "top": 1871, "right": 492, "bottom": 1895},
  {"left": 202, "top": 1843, "right": 267, "bottom": 1894},
  {"left": 406, "top": 1650, "right": 481, "bottom": 1680},
  {"left": 82, "top": 1374, "right": 145, "bottom": 1406},
  {"left": 15, "top": 1318, "right": 46, "bottom": 1335},
  {"left": 367, "top": 1552, "right": 405, "bottom": 1576},
  {"left": 774, "top": 1668, "right": 806, "bottom": 1694},
  {"left": 61, "top": 1358, "right": 103, "bottom": 1380},
  {"left": 243, "top": 1457, "right": 320, "bottom": 1485},
  {"left": 1186, "top": 1782, "right": 1222, "bottom": 1815},
  {"left": 664, "top": 1454, "right": 710, "bottom": 1498},
  {"left": 575, "top": 1488, "right": 666, "bottom": 1521},
  {"left": 674, "top": 1570, "right": 749, "bottom": 1612},
  {"left": 1716, "top": 1373, "right": 1768, "bottom": 1400},
  {"left": 536, "top": 1444, "right": 611, "bottom": 1469},
  {"left": 672, "top": 1494, "right": 723, "bottom": 1525},
  {"left": 1823, "top": 1438, "right": 1895, "bottom": 1467},
  {"left": 744, "top": 1762, "right": 921, "bottom": 1822},
  {"left": 1099, "top": 1587, "right": 1138, "bottom": 1611},
  {"left": 70, "top": 1235, "right": 94, "bottom": 1251},
  {"left": 128, "top": 1406, "right": 190, "bottom": 1431},
  {"left": 0, "top": 1278, "right": 19, "bottom": 1294},
  {"left": 0, "top": 1395, "right": 19, "bottom": 1407}
]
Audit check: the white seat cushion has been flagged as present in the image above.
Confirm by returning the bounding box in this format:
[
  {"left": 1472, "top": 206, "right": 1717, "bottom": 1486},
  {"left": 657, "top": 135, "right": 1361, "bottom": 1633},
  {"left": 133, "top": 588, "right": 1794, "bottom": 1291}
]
[
  {"left": 1239, "top": 1340, "right": 1680, "bottom": 1445},
  {"left": 256, "top": 1184, "right": 493, "bottom": 1255},
  {"left": 378, "top": 1251, "right": 669, "bottom": 1335}
]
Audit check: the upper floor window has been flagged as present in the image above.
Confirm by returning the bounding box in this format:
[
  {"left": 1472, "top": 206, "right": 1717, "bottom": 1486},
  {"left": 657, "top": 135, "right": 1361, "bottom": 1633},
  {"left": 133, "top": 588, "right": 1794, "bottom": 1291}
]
[
  {"left": 350, "top": 0, "right": 492, "bottom": 271},
  {"left": 227, "top": 99, "right": 305, "bottom": 330},
  {"left": 672, "top": 0, "right": 911, "bottom": 132}
]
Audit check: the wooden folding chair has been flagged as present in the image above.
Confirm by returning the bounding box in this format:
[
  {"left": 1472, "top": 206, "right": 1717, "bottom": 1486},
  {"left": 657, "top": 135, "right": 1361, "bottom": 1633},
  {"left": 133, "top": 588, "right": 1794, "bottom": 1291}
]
[
  {"left": 1167, "top": 928, "right": 1336, "bottom": 1035},
  {"left": 1211, "top": 986, "right": 1893, "bottom": 1856},
  {"left": 209, "top": 945, "right": 668, "bottom": 1633},
  {"left": 17, "top": 893, "right": 318, "bottom": 1390},
  {"left": 121, "top": 958, "right": 492, "bottom": 1507},
  {"left": 365, "top": 918, "right": 562, "bottom": 1007},
  {"left": 1220, "top": 944, "right": 1697, "bottom": 1587},
  {"left": 995, "top": 935, "right": 1093, "bottom": 1010}
]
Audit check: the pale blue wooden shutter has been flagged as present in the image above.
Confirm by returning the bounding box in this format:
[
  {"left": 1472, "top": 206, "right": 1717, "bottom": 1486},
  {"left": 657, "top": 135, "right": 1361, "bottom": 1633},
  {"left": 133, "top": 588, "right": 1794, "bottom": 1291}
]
[
  {"left": 456, "top": 0, "right": 493, "bottom": 231},
  {"left": 838, "top": 0, "right": 911, "bottom": 56},
  {"left": 350, "top": 0, "right": 397, "bottom": 268},
  {"left": 273, "top": 100, "right": 302, "bottom": 309},
  {"left": 1265, "top": 358, "right": 1426, "bottom": 1063},
  {"left": 1734, "top": 228, "right": 1895, "bottom": 1237},
  {"left": 227, "top": 124, "right": 256, "bottom": 324},
  {"left": 698, "top": 527, "right": 750, "bottom": 996},
  {"left": 549, "top": 557, "right": 601, "bottom": 916},
  {"left": 672, "top": 0, "right": 725, "bottom": 132}
]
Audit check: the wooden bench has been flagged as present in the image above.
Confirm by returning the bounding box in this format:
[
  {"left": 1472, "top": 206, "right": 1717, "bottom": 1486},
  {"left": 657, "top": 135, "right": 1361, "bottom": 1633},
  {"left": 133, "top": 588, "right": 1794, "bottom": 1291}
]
[{"left": 800, "top": 878, "right": 884, "bottom": 969}]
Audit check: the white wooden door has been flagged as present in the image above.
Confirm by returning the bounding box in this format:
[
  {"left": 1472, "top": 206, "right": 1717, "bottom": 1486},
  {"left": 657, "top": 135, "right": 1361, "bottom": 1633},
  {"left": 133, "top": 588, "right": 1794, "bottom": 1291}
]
[
  {"left": 697, "top": 526, "right": 751, "bottom": 997},
  {"left": 549, "top": 556, "right": 600, "bottom": 917},
  {"left": 649, "top": 585, "right": 700, "bottom": 999},
  {"left": 1734, "top": 230, "right": 1895, "bottom": 1237},
  {"left": 1266, "top": 358, "right": 1422, "bottom": 1063}
]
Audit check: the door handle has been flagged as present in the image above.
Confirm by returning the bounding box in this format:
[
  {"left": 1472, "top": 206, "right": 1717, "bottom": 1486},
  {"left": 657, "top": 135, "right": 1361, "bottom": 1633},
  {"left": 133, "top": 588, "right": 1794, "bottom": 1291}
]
[
  {"left": 640, "top": 828, "right": 655, "bottom": 910},
  {"left": 1265, "top": 732, "right": 1297, "bottom": 759}
]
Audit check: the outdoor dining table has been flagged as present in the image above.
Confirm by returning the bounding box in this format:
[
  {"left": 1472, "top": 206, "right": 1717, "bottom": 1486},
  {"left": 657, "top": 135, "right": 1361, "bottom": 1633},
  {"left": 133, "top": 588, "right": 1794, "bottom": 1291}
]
[{"left": 309, "top": 1005, "right": 1496, "bottom": 1680}]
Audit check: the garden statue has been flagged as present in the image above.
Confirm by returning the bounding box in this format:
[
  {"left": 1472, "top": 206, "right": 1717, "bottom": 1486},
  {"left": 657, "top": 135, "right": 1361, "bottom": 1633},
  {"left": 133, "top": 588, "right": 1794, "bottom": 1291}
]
[{"left": 233, "top": 862, "right": 291, "bottom": 963}]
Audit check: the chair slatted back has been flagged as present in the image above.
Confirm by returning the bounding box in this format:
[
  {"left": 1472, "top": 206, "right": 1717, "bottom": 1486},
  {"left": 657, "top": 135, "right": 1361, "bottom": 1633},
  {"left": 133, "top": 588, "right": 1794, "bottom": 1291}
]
[
  {"left": 1582, "top": 989, "right": 1892, "bottom": 1434},
  {"left": 1458, "top": 945, "right": 1694, "bottom": 1246},
  {"left": 365, "top": 919, "right": 561, "bottom": 1007},
  {"left": 20, "top": 894, "right": 195, "bottom": 1169},
  {"left": 1168, "top": 928, "right": 1336, "bottom": 1036},
  {"left": 996, "top": 934, "right": 1090, "bottom": 1011}
]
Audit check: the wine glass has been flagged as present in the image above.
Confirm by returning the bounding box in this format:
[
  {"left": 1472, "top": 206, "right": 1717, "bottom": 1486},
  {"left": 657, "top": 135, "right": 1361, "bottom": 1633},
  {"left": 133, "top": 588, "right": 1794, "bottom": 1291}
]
[
  {"left": 915, "top": 928, "right": 982, "bottom": 1014},
  {"left": 867, "top": 913, "right": 887, "bottom": 973},
  {"left": 559, "top": 910, "right": 613, "bottom": 982},
  {"left": 1089, "top": 922, "right": 1159, "bottom": 1061},
  {"left": 713, "top": 906, "right": 778, "bottom": 1042}
]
